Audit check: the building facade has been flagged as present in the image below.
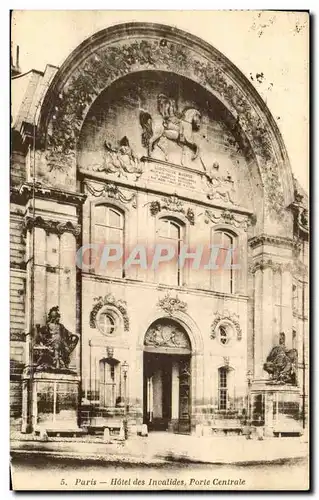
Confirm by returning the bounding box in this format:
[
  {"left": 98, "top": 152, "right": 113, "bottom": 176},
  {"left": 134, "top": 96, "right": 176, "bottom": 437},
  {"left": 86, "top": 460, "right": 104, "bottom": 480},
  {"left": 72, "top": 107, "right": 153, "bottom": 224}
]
[{"left": 10, "top": 23, "right": 308, "bottom": 437}]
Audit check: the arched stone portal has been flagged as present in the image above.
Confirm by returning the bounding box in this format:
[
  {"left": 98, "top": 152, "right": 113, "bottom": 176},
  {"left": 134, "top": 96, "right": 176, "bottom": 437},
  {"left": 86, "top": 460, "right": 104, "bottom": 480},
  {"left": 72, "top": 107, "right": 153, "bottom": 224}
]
[{"left": 143, "top": 318, "right": 192, "bottom": 433}]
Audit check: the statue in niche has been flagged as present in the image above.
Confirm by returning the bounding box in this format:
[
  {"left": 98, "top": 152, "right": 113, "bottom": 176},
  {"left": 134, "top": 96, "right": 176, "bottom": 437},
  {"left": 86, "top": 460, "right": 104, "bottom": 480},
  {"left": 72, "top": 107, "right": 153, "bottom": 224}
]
[
  {"left": 263, "top": 332, "right": 298, "bottom": 385},
  {"left": 205, "top": 161, "right": 237, "bottom": 205},
  {"left": 33, "top": 306, "right": 79, "bottom": 372},
  {"left": 139, "top": 94, "right": 203, "bottom": 166},
  {"left": 93, "top": 136, "right": 143, "bottom": 180}
]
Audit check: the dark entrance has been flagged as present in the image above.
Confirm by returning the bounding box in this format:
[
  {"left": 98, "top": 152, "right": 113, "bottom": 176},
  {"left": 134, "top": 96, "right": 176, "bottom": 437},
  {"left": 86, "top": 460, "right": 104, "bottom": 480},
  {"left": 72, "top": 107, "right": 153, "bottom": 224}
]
[{"left": 143, "top": 319, "right": 192, "bottom": 433}]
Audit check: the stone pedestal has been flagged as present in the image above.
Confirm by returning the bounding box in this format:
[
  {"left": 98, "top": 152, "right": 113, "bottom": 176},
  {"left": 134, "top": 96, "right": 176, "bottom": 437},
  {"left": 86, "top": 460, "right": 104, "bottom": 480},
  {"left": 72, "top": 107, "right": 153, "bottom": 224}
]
[
  {"left": 251, "top": 381, "right": 302, "bottom": 437},
  {"left": 22, "top": 371, "right": 81, "bottom": 434}
]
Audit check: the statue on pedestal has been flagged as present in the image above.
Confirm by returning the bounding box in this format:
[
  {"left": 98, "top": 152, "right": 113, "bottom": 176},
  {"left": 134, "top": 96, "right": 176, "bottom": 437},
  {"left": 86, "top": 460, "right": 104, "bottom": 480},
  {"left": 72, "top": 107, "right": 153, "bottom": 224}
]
[
  {"left": 263, "top": 332, "right": 298, "bottom": 385},
  {"left": 33, "top": 306, "right": 79, "bottom": 372}
]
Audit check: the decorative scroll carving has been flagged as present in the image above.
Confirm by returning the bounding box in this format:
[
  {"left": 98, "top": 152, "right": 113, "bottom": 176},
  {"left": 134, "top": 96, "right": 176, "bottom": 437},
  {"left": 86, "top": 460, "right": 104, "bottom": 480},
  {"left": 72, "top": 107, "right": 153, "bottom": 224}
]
[
  {"left": 144, "top": 321, "right": 191, "bottom": 349},
  {"left": 139, "top": 94, "right": 202, "bottom": 165},
  {"left": 33, "top": 306, "right": 79, "bottom": 372},
  {"left": 157, "top": 293, "right": 187, "bottom": 316},
  {"left": 90, "top": 294, "right": 129, "bottom": 331},
  {"left": 210, "top": 311, "right": 242, "bottom": 341},
  {"left": 204, "top": 162, "right": 238, "bottom": 205},
  {"left": 149, "top": 195, "right": 195, "bottom": 225},
  {"left": 85, "top": 181, "right": 137, "bottom": 207},
  {"left": 39, "top": 32, "right": 285, "bottom": 216},
  {"left": 263, "top": 332, "right": 298, "bottom": 385},
  {"left": 24, "top": 216, "right": 81, "bottom": 237},
  {"left": 89, "top": 136, "right": 143, "bottom": 180},
  {"left": 204, "top": 209, "right": 250, "bottom": 230}
]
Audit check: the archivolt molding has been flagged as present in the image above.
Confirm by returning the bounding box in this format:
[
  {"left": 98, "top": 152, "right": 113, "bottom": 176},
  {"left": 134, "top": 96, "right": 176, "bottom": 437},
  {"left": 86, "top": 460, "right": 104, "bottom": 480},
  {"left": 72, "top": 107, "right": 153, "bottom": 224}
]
[
  {"left": 89, "top": 293, "right": 130, "bottom": 331},
  {"left": 37, "top": 23, "right": 293, "bottom": 217},
  {"left": 210, "top": 311, "right": 242, "bottom": 341}
]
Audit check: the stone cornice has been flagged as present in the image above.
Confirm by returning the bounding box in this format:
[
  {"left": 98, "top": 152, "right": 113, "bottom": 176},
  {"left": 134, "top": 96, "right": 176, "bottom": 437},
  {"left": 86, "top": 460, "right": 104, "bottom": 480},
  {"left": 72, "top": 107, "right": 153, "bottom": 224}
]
[
  {"left": 13, "top": 183, "right": 87, "bottom": 206},
  {"left": 249, "top": 234, "right": 295, "bottom": 249},
  {"left": 24, "top": 215, "right": 81, "bottom": 237}
]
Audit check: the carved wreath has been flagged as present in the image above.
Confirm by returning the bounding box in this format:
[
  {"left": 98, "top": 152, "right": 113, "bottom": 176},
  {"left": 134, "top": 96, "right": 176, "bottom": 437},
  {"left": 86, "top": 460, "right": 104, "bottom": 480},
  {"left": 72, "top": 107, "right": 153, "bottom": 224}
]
[
  {"left": 210, "top": 311, "right": 242, "bottom": 341},
  {"left": 90, "top": 294, "right": 130, "bottom": 331}
]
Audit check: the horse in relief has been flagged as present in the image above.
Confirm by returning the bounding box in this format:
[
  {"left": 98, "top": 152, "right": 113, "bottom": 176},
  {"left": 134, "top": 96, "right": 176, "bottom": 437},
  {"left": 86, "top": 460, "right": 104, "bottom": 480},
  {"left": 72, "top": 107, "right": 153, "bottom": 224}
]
[{"left": 139, "top": 94, "right": 202, "bottom": 166}]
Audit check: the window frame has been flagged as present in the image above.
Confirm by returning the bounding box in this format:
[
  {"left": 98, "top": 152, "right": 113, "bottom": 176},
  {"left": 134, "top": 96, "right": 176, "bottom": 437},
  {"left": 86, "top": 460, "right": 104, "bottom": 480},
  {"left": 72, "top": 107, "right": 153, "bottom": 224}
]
[
  {"left": 99, "top": 358, "right": 120, "bottom": 408},
  {"left": 91, "top": 203, "right": 125, "bottom": 278},
  {"left": 218, "top": 367, "right": 228, "bottom": 411},
  {"left": 156, "top": 216, "right": 185, "bottom": 287},
  {"left": 210, "top": 228, "right": 237, "bottom": 294}
]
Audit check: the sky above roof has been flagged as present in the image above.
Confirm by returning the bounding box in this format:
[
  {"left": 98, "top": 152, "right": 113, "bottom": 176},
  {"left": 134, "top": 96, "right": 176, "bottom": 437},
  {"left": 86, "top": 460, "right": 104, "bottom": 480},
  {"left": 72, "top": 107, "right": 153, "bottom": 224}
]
[{"left": 11, "top": 10, "right": 309, "bottom": 192}]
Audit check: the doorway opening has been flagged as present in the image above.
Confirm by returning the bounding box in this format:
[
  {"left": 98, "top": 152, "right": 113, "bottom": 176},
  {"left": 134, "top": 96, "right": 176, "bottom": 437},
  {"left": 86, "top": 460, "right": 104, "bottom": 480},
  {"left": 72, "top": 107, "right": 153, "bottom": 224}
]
[{"left": 143, "top": 318, "right": 192, "bottom": 434}]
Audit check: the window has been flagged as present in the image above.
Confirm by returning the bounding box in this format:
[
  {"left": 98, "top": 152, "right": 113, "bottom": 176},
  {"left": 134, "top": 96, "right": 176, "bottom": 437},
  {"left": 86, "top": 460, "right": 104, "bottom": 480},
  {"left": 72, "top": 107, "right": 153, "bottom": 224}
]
[
  {"left": 157, "top": 217, "right": 184, "bottom": 286},
  {"left": 218, "top": 367, "right": 228, "bottom": 410},
  {"left": 219, "top": 324, "right": 229, "bottom": 345},
  {"left": 93, "top": 205, "right": 124, "bottom": 277},
  {"left": 99, "top": 359, "right": 120, "bottom": 408},
  {"left": 97, "top": 312, "right": 116, "bottom": 336},
  {"left": 211, "top": 230, "right": 236, "bottom": 294}
]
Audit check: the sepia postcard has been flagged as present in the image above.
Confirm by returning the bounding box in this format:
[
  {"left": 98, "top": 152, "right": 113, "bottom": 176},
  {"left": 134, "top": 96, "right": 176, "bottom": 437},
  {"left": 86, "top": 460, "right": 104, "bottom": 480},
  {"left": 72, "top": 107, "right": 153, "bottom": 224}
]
[{"left": 10, "top": 10, "right": 309, "bottom": 491}]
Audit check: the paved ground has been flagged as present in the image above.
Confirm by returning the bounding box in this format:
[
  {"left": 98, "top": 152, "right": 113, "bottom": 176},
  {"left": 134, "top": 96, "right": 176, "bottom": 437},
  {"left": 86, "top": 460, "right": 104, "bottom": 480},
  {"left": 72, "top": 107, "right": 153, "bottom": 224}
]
[{"left": 11, "top": 431, "right": 309, "bottom": 466}]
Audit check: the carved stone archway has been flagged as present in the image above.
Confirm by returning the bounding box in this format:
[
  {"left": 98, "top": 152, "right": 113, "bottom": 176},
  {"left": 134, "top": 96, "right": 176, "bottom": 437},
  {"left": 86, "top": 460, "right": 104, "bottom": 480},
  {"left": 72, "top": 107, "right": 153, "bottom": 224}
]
[{"left": 36, "top": 22, "right": 294, "bottom": 222}]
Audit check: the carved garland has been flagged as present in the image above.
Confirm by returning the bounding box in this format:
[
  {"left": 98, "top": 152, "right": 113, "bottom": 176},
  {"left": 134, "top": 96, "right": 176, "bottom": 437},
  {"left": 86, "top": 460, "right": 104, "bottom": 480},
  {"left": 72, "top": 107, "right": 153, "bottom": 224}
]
[
  {"left": 40, "top": 35, "right": 285, "bottom": 217},
  {"left": 210, "top": 311, "right": 242, "bottom": 341},
  {"left": 149, "top": 195, "right": 195, "bottom": 225},
  {"left": 204, "top": 209, "right": 254, "bottom": 231},
  {"left": 85, "top": 181, "right": 137, "bottom": 207},
  {"left": 157, "top": 293, "right": 188, "bottom": 316},
  {"left": 90, "top": 294, "right": 130, "bottom": 331}
]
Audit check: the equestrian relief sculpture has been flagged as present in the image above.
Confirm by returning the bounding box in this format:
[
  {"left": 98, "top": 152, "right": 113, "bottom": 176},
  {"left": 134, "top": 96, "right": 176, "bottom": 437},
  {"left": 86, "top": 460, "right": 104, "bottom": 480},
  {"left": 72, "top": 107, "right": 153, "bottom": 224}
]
[{"left": 139, "top": 94, "right": 202, "bottom": 165}]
